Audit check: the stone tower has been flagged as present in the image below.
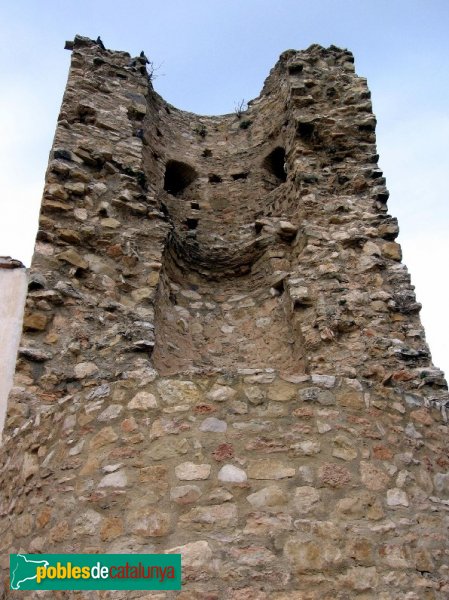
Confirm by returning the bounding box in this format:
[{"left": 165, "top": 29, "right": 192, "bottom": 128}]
[{"left": 1, "top": 36, "right": 448, "bottom": 599}]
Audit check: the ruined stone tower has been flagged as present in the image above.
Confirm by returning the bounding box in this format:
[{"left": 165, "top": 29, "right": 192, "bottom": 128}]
[{"left": 1, "top": 36, "right": 448, "bottom": 599}]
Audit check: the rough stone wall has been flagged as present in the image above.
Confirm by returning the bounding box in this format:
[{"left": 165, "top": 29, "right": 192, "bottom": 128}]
[{"left": 0, "top": 36, "right": 448, "bottom": 599}]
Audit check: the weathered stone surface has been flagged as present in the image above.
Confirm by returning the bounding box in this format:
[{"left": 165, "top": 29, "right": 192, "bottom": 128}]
[
  {"left": 149, "top": 417, "right": 190, "bottom": 440},
  {"left": 339, "top": 566, "right": 378, "bottom": 590},
  {"left": 311, "top": 374, "right": 336, "bottom": 388},
  {"left": 293, "top": 486, "right": 321, "bottom": 514},
  {"left": 414, "top": 549, "right": 435, "bottom": 573},
  {"left": 21, "top": 452, "right": 38, "bottom": 480},
  {"left": 13, "top": 513, "right": 34, "bottom": 537},
  {"left": 410, "top": 407, "right": 434, "bottom": 425},
  {"left": 266, "top": 380, "right": 297, "bottom": 402},
  {"left": 218, "top": 464, "right": 247, "bottom": 482},
  {"left": 157, "top": 380, "right": 201, "bottom": 405},
  {"left": 299, "top": 387, "right": 335, "bottom": 405},
  {"left": 332, "top": 434, "right": 357, "bottom": 461},
  {"left": 244, "top": 511, "right": 292, "bottom": 536},
  {"left": 246, "top": 486, "right": 288, "bottom": 508},
  {"left": 243, "top": 385, "right": 265, "bottom": 405},
  {"left": 74, "top": 361, "right": 99, "bottom": 379},
  {"left": 98, "top": 469, "right": 128, "bottom": 488},
  {"left": 206, "top": 384, "right": 237, "bottom": 402},
  {"left": 98, "top": 404, "right": 123, "bottom": 421},
  {"left": 180, "top": 503, "right": 238, "bottom": 528},
  {"left": 382, "top": 241, "right": 402, "bottom": 261},
  {"left": 73, "top": 510, "right": 102, "bottom": 536},
  {"left": 100, "top": 516, "right": 124, "bottom": 541},
  {"left": 247, "top": 460, "right": 295, "bottom": 480},
  {"left": 19, "top": 346, "right": 53, "bottom": 362},
  {"left": 318, "top": 463, "right": 352, "bottom": 488},
  {"left": 140, "top": 465, "right": 168, "bottom": 483},
  {"left": 386, "top": 487, "right": 409, "bottom": 507},
  {"left": 23, "top": 312, "right": 49, "bottom": 331},
  {"left": 291, "top": 440, "right": 321, "bottom": 456},
  {"left": 36, "top": 507, "right": 52, "bottom": 529},
  {"left": 333, "top": 492, "right": 379, "bottom": 520},
  {"left": 284, "top": 535, "right": 343, "bottom": 573},
  {"left": 336, "top": 389, "right": 364, "bottom": 409},
  {"left": 379, "top": 543, "right": 410, "bottom": 568},
  {"left": 166, "top": 541, "right": 212, "bottom": 569},
  {"left": 212, "top": 442, "right": 235, "bottom": 462},
  {"left": 89, "top": 426, "right": 118, "bottom": 449},
  {"left": 129, "top": 508, "right": 171, "bottom": 537},
  {"left": 65, "top": 181, "right": 86, "bottom": 195},
  {"left": 360, "top": 461, "right": 390, "bottom": 491},
  {"left": 372, "top": 444, "right": 393, "bottom": 460},
  {"left": 128, "top": 391, "right": 158, "bottom": 410},
  {"left": 148, "top": 437, "right": 189, "bottom": 460},
  {"left": 49, "top": 521, "right": 70, "bottom": 543},
  {"left": 175, "top": 462, "right": 211, "bottom": 480},
  {"left": 170, "top": 485, "right": 202, "bottom": 504},
  {"left": 200, "top": 417, "right": 227, "bottom": 433},
  {"left": 57, "top": 249, "right": 88, "bottom": 269},
  {"left": 434, "top": 472, "right": 449, "bottom": 495},
  {"left": 87, "top": 383, "right": 111, "bottom": 400}
]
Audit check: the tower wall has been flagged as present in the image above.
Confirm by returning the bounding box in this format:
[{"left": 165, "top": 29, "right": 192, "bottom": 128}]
[{"left": 1, "top": 36, "right": 448, "bottom": 599}]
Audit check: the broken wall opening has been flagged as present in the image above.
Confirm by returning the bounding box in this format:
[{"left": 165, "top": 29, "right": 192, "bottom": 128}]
[
  {"left": 263, "top": 146, "right": 287, "bottom": 183},
  {"left": 164, "top": 160, "right": 197, "bottom": 196}
]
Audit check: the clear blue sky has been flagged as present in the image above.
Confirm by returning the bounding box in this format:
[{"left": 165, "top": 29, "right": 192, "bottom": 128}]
[{"left": 0, "top": 0, "right": 448, "bottom": 375}]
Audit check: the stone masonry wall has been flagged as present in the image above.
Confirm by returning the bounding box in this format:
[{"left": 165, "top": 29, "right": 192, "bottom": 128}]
[{"left": 0, "top": 36, "right": 448, "bottom": 599}]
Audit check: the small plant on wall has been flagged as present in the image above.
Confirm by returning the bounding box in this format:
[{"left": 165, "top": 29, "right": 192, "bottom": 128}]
[
  {"left": 234, "top": 99, "right": 247, "bottom": 119},
  {"left": 193, "top": 124, "right": 207, "bottom": 138},
  {"left": 239, "top": 119, "right": 252, "bottom": 130}
]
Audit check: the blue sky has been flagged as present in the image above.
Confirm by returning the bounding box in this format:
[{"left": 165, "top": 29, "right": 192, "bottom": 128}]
[{"left": 0, "top": 0, "right": 448, "bottom": 375}]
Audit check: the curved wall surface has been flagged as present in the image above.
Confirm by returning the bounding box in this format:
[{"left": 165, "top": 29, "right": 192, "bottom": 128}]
[{"left": 0, "top": 36, "right": 448, "bottom": 599}]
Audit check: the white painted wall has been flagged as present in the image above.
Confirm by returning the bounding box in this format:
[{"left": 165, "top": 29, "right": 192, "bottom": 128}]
[{"left": 0, "top": 267, "right": 27, "bottom": 438}]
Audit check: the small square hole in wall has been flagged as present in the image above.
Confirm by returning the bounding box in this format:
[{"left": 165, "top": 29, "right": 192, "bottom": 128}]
[
  {"left": 186, "top": 218, "right": 199, "bottom": 230},
  {"left": 191, "top": 202, "right": 200, "bottom": 210},
  {"left": 209, "top": 174, "right": 222, "bottom": 184},
  {"left": 164, "top": 160, "right": 197, "bottom": 195}
]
